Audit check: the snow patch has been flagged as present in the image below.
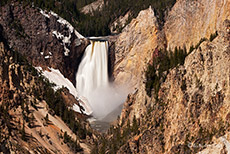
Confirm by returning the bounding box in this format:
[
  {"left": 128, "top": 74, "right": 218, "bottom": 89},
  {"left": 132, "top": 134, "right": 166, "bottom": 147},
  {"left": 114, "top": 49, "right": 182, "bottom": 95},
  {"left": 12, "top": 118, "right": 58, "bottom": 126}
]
[
  {"left": 39, "top": 9, "right": 84, "bottom": 39},
  {"left": 50, "top": 11, "right": 59, "bottom": 18},
  {"left": 64, "top": 46, "right": 70, "bottom": 56},
  {"left": 52, "top": 30, "right": 71, "bottom": 56},
  {"left": 40, "top": 9, "right": 84, "bottom": 57},
  {"left": 50, "top": 11, "right": 84, "bottom": 39},
  {"left": 73, "top": 104, "right": 81, "bottom": 113},
  {"left": 44, "top": 55, "right": 50, "bottom": 59},
  {"left": 35, "top": 67, "right": 92, "bottom": 115},
  {"left": 40, "top": 10, "right": 50, "bottom": 18}
]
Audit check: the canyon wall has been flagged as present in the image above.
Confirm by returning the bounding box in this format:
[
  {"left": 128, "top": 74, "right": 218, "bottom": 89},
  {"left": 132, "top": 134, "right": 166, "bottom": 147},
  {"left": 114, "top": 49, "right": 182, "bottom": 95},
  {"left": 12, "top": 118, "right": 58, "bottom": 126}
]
[
  {"left": 112, "top": 6, "right": 164, "bottom": 119},
  {"left": 0, "top": 2, "right": 88, "bottom": 85},
  {"left": 164, "top": 0, "right": 230, "bottom": 50},
  {"left": 112, "top": 0, "right": 230, "bottom": 153}
]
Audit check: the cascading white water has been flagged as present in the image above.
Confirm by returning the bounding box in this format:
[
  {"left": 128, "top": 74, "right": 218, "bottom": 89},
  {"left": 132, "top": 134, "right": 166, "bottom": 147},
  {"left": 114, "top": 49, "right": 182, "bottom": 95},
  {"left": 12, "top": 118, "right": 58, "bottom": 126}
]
[
  {"left": 76, "top": 41, "right": 109, "bottom": 99},
  {"left": 76, "top": 40, "right": 127, "bottom": 120}
]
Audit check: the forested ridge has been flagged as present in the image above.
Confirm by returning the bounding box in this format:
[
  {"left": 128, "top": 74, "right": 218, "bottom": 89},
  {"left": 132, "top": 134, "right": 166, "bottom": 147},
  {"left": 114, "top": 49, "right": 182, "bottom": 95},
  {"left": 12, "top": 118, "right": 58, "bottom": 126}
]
[{"left": 1, "top": 0, "right": 176, "bottom": 36}]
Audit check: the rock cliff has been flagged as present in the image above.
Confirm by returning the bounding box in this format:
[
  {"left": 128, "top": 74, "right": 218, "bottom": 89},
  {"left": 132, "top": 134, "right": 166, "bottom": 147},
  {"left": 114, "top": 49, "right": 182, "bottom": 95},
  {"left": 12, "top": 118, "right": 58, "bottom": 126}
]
[
  {"left": 0, "top": 2, "right": 88, "bottom": 85},
  {"left": 0, "top": 30, "right": 93, "bottom": 153},
  {"left": 1, "top": 0, "right": 230, "bottom": 153},
  {"left": 112, "top": 6, "right": 165, "bottom": 120},
  {"left": 164, "top": 0, "right": 230, "bottom": 50},
  {"left": 81, "top": 0, "right": 104, "bottom": 15},
  {"left": 110, "top": 0, "right": 230, "bottom": 153},
  {"left": 116, "top": 18, "right": 230, "bottom": 154},
  {"left": 113, "top": 6, "right": 164, "bottom": 89}
]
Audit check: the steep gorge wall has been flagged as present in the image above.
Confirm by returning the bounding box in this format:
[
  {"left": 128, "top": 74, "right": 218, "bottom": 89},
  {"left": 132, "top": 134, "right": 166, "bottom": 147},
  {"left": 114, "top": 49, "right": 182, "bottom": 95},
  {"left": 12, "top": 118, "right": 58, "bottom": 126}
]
[
  {"left": 112, "top": 6, "right": 164, "bottom": 119},
  {"left": 116, "top": 18, "right": 230, "bottom": 154},
  {"left": 0, "top": 29, "right": 94, "bottom": 153},
  {"left": 164, "top": 0, "right": 230, "bottom": 50},
  {"left": 111, "top": 0, "right": 230, "bottom": 153},
  {"left": 157, "top": 23, "right": 230, "bottom": 153},
  {"left": 113, "top": 0, "right": 230, "bottom": 123},
  {"left": 113, "top": 6, "right": 164, "bottom": 89}
]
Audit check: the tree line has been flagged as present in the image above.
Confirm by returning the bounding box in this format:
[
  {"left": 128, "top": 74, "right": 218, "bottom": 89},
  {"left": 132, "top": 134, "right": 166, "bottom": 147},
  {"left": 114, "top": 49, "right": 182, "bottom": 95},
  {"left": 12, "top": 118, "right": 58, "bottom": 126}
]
[
  {"left": 145, "top": 47, "right": 187, "bottom": 98},
  {"left": 1, "top": 0, "right": 176, "bottom": 36},
  {"left": 91, "top": 115, "right": 140, "bottom": 154}
]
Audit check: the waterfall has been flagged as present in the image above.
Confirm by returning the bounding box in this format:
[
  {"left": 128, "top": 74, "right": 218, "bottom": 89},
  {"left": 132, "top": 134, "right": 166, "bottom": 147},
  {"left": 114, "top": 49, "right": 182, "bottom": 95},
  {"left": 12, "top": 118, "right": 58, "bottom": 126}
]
[{"left": 76, "top": 40, "right": 127, "bottom": 120}]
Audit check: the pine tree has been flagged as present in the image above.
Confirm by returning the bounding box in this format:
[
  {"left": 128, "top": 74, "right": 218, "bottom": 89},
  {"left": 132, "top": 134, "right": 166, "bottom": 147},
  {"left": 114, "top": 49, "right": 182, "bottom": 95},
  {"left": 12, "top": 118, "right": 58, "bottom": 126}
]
[
  {"left": 45, "top": 114, "right": 49, "bottom": 123},
  {"left": 132, "top": 115, "right": 138, "bottom": 135},
  {"left": 21, "top": 120, "right": 26, "bottom": 141}
]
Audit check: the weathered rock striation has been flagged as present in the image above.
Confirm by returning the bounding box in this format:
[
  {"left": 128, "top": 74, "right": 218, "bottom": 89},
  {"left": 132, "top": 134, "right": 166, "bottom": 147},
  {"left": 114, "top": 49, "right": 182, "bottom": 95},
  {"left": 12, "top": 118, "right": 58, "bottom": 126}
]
[
  {"left": 112, "top": 6, "right": 165, "bottom": 120},
  {"left": 80, "top": 0, "right": 104, "bottom": 15},
  {"left": 113, "top": 6, "right": 164, "bottom": 89},
  {"left": 116, "top": 18, "right": 230, "bottom": 154},
  {"left": 164, "top": 0, "right": 230, "bottom": 50}
]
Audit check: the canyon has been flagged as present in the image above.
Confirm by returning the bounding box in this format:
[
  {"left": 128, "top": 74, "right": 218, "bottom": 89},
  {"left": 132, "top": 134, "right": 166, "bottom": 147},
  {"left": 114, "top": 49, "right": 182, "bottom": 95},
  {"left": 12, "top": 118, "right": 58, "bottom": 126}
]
[{"left": 0, "top": 0, "right": 230, "bottom": 153}]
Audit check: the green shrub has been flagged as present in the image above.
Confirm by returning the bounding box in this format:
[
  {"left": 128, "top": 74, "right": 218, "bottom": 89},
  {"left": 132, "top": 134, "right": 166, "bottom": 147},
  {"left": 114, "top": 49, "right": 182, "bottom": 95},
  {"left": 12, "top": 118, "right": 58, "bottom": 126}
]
[
  {"left": 195, "top": 38, "right": 207, "bottom": 49},
  {"left": 64, "top": 131, "right": 83, "bottom": 152},
  {"left": 209, "top": 31, "right": 218, "bottom": 42},
  {"left": 145, "top": 47, "right": 187, "bottom": 97}
]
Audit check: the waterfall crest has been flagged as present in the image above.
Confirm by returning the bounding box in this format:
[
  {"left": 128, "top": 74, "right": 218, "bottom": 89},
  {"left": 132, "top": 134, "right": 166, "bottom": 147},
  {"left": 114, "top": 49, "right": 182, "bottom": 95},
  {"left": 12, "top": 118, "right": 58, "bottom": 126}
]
[{"left": 76, "top": 41, "right": 127, "bottom": 120}]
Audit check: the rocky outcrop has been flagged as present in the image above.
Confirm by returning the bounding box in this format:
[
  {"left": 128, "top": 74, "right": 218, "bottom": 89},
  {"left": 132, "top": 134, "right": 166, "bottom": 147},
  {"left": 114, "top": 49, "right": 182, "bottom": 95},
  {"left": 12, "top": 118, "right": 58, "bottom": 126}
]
[
  {"left": 114, "top": 0, "right": 230, "bottom": 127},
  {"left": 113, "top": 6, "right": 164, "bottom": 89},
  {"left": 0, "top": 30, "right": 93, "bottom": 153},
  {"left": 157, "top": 20, "right": 230, "bottom": 153},
  {"left": 0, "top": 2, "right": 88, "bottom": 85},
  {"left": 164, "top": 0, "right": 230, "bottom": 50},
  {"left": 80, "top": 0, "right": 104, "bottom": 15},
  {"left": 117, "top": 19, "right": 230, "bottom": 154},
  {"left": 198, "top": 133, "right": 230, "bottom": 154},
  {"left": 112, "top": 6, "right": 166, "bottom": 120},
  {"left": 60, "top": 88, "right": 87, "bottom": 116},
  {"left": 110, "top": 11, "right": 131, "bottom": 34}
]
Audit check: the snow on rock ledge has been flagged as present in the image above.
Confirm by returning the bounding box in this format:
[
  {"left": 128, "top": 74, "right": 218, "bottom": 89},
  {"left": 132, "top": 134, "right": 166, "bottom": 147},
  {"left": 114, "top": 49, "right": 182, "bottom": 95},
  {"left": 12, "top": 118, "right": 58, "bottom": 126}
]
[
  {"left": 52, "top": 31, "right": 71, "bottom": 56},
  {"left": 50, "top": 11, "right": 84, "bottom": 39},
  {"left": 39, "top": 9, "right": 84, "bottom": 56},
  {"left": 40, "top": 9, "right": 50, "bottom": 18},
  {"left": 36, "top": 67, "right": 92, "bottom": 115}
]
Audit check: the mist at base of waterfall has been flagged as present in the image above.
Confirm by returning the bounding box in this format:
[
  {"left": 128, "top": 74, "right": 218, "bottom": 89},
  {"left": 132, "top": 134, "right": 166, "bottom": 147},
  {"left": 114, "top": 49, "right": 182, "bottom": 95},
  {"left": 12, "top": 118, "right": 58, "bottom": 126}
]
[
  {"left": 89, "top": 103, "right": 124, "bottom": 133},
  {"left": 88, "top": 83, "right": 128, "bottom": 120}
]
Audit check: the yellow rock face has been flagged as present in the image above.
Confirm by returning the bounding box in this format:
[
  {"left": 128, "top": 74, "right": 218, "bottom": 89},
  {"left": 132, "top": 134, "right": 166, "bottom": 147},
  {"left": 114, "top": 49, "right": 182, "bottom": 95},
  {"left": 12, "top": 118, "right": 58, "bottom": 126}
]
[
  {"left": 113, "top": 0, "right": 230, "bottom": 122},
  {"left": 164, "top": 0, "right": 230, "bottom": 51},
  {"left": 112, "top": 6, "right": 165, "bottom": 121},
  {"left": 114, "top": 6, "right": 162, "bottom": 91}
]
